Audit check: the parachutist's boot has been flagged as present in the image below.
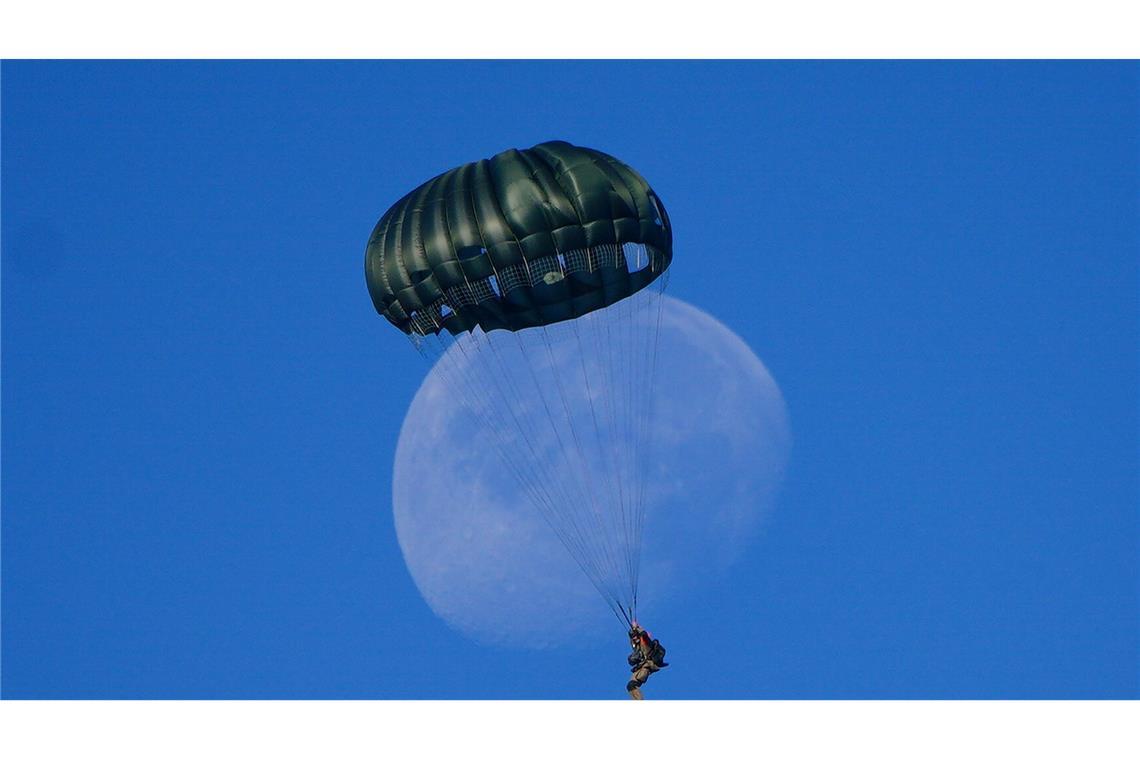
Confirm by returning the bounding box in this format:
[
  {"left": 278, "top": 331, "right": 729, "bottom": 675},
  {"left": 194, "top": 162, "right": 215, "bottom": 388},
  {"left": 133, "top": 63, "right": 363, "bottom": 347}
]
[{"left": 628, "top": 687, "right": 644, "bottom": 700}]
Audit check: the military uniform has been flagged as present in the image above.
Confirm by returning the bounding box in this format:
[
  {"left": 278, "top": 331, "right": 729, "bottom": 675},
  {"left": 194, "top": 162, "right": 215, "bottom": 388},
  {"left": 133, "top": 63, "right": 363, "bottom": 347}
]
[{"left": 626, "top": 629, "right": 666, "bottom": 699}]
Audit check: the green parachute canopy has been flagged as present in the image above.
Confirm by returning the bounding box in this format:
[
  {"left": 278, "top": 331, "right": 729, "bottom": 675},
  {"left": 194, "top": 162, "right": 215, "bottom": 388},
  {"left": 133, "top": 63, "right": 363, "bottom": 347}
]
[{"left": 365, "top": 140, "right": 672, "bottom": 337}]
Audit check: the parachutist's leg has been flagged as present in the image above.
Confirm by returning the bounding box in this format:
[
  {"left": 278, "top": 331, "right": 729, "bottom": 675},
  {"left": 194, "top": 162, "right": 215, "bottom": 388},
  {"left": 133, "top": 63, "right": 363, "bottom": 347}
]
[{"left": 627, "top": 666, "right": 651, "bottom": 700}]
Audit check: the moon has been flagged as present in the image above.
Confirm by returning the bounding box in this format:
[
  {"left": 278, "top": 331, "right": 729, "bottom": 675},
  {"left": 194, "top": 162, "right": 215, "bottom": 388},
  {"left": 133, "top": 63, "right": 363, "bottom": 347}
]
[{"left": 392, "top": 295, "right": 790, "bottom": 648}]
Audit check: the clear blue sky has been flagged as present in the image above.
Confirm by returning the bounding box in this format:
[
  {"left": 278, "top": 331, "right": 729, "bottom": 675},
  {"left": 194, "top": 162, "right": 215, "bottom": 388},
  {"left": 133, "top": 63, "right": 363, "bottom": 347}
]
[{"left": 2, "top": 61, "right": 1136, "bottom": 699}]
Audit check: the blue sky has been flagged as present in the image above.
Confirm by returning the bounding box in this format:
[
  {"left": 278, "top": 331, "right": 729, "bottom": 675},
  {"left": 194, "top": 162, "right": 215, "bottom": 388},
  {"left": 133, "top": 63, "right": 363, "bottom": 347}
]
[{"left": 2, "top": 61, "right": 1136, "bottom": 699}]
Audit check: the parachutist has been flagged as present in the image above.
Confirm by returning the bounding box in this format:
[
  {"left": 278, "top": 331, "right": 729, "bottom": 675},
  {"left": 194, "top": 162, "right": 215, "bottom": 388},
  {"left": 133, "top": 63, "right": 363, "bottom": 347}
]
[{"left": 626, "top": 623, "right": 668, "bottom": 700}]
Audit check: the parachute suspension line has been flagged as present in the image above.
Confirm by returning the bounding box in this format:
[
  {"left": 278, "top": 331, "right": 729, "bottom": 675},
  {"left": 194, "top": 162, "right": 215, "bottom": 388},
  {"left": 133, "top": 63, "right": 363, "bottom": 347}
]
[
  {"left": 515, "top": 250, "right": 629, "bottom": 614},
  {"left": 415, "top": 324, "right": 562, "bottom": 552},
  {"left": 632, "top": 270, "right": 670, "bottom": 608},
  {"left": 487, "top": 326, "right": 625, "bottom": 612},
  {"left": 623, "top": 279, "right": 645, "bottom": 618},
  {"left": 400, "top": 246, "right": 670, "bottom": 630},
  {"left": 605, "top": 270, "right": 650, "bottom": 622},
  {"left": 629, "top": 294, "right": 649, "bottom": 612},
  {"left": 411, "top": 309, "right": 614, "bottom": 615},
  {"left": 503, "top": 328, "right": 620, "bottom": 601},
  {"left": 614, "top": 247, "right": 658, "bottom": 626},
  {"left": 604, "top": 282, "right": 632, "bottom": 564},
  {"left": 411, "top": 321, "right": 630, "bottom": 625},
  {"left": 566, "top": 250, "right": 659, "bottom": 628},
  {"left": 567, "top": 313, "right": 622, "bottom": 604},
  {"left": 569, "top": 313, "right": 635, "bottom": 618},
  {"left": 535, "top": 321, "right": 629, "bottom": 610},
  {"left": 456, "top": 261, "right": 624, "bottom": 615},
  {"left": 601, "top": 273, "right": 638, "bottom": 610},
  {"left": 628, "top": 280, "right": 650, "bottom": 618},
  {"left": 589, "top": 264, "right": 639, "bottom": 613},
  {"left": 626, "top": 274, "right": 647, "bottom": 615},
  {"left": 470, "top": 328, "right": 630, "bottom": 622},
  {"left": 607, "top": 280, "right": 636, "bottom": 611},
  {"left": 466, "top": 258, "right": 630, "bottom": 624}
]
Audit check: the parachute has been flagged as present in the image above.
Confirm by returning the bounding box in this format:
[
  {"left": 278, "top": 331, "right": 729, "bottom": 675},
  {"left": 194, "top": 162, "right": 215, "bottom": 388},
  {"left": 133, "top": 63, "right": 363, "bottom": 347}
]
[{"left": 366, "top": 141, "right": 672, "bottom": 629}]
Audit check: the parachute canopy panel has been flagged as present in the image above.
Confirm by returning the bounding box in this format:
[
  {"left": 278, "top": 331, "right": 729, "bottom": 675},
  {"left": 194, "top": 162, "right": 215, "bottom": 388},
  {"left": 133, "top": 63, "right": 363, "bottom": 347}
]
[{"left": 364, "top": 141, "right": 673, "bottom": 336}]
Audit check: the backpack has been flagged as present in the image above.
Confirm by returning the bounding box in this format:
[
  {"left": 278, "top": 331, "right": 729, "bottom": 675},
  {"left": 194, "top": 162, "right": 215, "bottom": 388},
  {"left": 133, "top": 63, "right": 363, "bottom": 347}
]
[{"left": 649, "top": 639, "right": 667, "bottom": 667}]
